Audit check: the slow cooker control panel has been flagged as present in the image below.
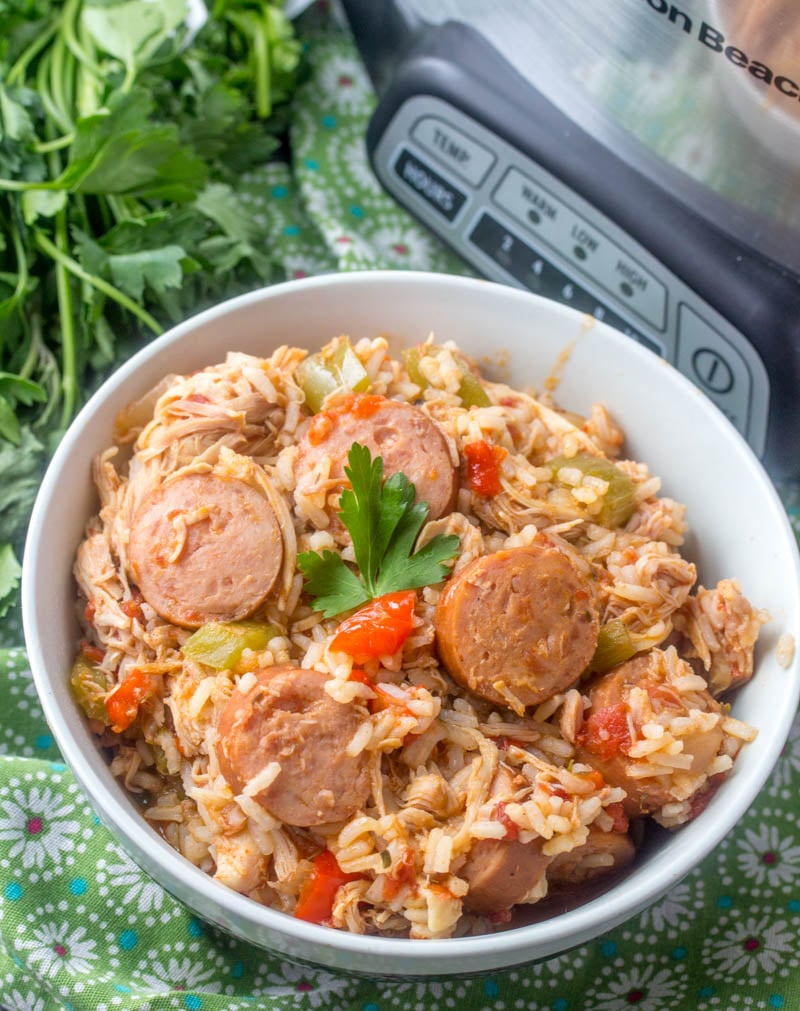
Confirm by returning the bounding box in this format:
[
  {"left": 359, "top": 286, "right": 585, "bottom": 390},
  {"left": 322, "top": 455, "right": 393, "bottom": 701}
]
[{"left": 370, "top": 94, "right": 770, "bottom": 458}]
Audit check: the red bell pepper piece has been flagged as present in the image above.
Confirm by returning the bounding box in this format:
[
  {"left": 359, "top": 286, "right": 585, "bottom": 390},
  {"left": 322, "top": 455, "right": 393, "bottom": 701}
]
[
  {"left": 294, "top": 850, "right": 363, "bottom": 924},
  {"left": 464, "top": 440, "right": 506, "bottom": 497},
  {"left": 105, "top": 668, "right": 158, "bottom": 733},
  {"left": 331, "top": 590, "right": 416, "bottom": 663}
]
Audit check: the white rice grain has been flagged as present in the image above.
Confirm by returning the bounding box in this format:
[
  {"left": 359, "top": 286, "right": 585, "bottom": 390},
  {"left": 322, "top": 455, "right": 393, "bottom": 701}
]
[{"left": 242, "top": 761, "right": 281, "bottom": 797}]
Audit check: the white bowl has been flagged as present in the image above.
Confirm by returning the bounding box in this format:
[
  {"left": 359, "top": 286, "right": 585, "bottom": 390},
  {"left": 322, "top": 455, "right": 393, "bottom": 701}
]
[{"left": 22, "top": 271, "right": 800, "bottom": 976}]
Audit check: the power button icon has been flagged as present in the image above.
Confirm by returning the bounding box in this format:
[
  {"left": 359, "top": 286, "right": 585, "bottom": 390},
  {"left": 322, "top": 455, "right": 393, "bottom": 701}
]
[
  {"left": 691, "top": 347, "right": 734, "bottom": 395},
  {"left": 676, "top": 302, "right": 766, "bottom": 456}
]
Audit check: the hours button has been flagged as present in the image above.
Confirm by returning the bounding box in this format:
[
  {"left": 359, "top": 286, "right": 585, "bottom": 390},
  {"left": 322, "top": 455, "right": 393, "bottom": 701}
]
[{"left": 393, "top": 148, "right": 467, "bottom": 223}]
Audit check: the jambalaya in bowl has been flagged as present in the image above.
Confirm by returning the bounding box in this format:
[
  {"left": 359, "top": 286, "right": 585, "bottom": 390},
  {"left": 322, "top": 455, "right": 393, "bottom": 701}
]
[{"left": 70, "top": 332, "right": 767, "bottom": 938}]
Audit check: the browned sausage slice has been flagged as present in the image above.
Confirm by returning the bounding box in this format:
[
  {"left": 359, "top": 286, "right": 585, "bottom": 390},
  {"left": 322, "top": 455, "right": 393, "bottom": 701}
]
[
  {"left": 461, "top": 838, "right": 549, "bottom": 914},
  {"left": 458, "top": 764, "right": 548, "bottom": 913},
  {"left": 435, "top": 542, "right": 599, "bottom": 711},
  {"left": 548, "top": 828, "right": 636, "bottom": 888},
  {"left": 128, "top": 472, "right": 283, "bottom": 628},
  {"left": 295, "top": 394, "right": 457, "bottom": 520},
  {"left": 216, "top": 666, "right": 371, "bottom": 827},
  {"left": 574, "top": 650, "right": 725, "bottom": 817}
]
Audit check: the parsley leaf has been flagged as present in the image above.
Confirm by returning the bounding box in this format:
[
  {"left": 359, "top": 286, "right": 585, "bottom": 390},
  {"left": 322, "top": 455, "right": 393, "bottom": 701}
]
[
  {"left": 297, "top": 443, "right": 459, "bottom": 618},
  {"left": 0, "top": 543, "right": 21, "bottom": 619},
  {"left": 296, "top": 549, "right": 370, "bottom": 619},
  {"left": 0, "top": 0, "right": 303, "bottom": 619}
]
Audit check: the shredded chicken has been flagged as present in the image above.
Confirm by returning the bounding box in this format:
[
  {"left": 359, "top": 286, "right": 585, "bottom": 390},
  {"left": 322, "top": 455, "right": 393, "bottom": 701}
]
[{"left": 673, "top": 579, "right": 770, "bottom": 695}]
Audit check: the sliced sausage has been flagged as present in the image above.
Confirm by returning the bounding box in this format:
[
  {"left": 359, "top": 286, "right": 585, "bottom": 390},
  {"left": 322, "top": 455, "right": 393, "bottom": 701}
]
[
  {"left": 548, "top": 828, "right": 635, "bottom": 889},
  {"left": 461, "top": 839, "right": 549, "bottom": 913},
  {"left": 574, "top": 650, "right": 725, "bottom": 817},
  {"left": 295, "top": 394, "right": 457, "bottom": 520},
  {"left": 215, "top": 665, "right": 371, "bottom": 827},
  {"left": 128, "top": 471, "right": 283, "bottom": 628},
  {"left": 435, "top": 542, "right": 600, "bottom": 711},
  {"left": 459, "top": 764, "right": 548, "bottom": 913}
]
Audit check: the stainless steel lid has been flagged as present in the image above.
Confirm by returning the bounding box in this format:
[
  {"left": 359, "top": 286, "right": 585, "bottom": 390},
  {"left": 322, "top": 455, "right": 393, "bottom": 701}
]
[{"left": 403, "top": 0, "right": 800, "bottom": 276}]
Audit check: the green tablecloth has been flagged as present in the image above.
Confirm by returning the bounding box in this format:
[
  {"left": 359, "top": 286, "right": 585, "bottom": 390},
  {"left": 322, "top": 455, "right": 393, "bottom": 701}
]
[{"left": 2, "top": 19, "right": 800, "bottom": 1011}]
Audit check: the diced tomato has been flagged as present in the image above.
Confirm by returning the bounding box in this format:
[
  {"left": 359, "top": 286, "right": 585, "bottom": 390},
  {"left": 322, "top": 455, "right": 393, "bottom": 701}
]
[
  {"left": 83, "top": 600, "right": 96, "bottom": 624},
  {"left": 80, "top": 639, "right": 105, "bottom": 665},
  {"left": 105, "top": 668, "right": 158, "bottom": 733},
  {"left": 604, "top": 801, "right": 629, "bottom": 834},
  {"left": 294, "top": 850, "right": 363, "bottom": 924},
  {"left": 464, "top": 440, "right": 507, "bottom": 497},
  {"left": 120, "top": 589, "right": 145, "bottom": 623},
  {"left": 347, "top": 669, "right": 416, "bottom": 718},
  {"left": 367, "top": 683, "right": 414, "bottom": 717},
  {"left": 577, "top": 703, "right": 632, "bottom": 762},
  {"left": 494, "top": 801, "right": 520, "bottom": 840},
  {"left": 307, "top": 393, "right": 385, "bottom": 445},
  {"left": 331, "top": 590, "right": 416, "bottom": 663},
  {"left": 307, "top": 412, "right": 335, "bottom": 446},
  {"left": 346, "top": 393, "right": 384, "bottom": 418},
  {"left": 540, "top": 781, "right": 569, "bottom": 801},
  {"left": 579, "top": 769, "right": 606, "bottom": 791},
  {"left": 383, "top": 845, "right": 416, "bottom": 901},
  {"left": 347, "top": 668, "right": 374, "bottom": 688}
]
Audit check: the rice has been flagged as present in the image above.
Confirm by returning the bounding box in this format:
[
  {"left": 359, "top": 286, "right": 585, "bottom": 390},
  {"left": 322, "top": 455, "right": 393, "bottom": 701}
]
[
  {"left": 70, "top": 335, "right": 769, "bottom": 938},
  {"left": 777, "top": 633, "right": 796, "bottom": 669}
]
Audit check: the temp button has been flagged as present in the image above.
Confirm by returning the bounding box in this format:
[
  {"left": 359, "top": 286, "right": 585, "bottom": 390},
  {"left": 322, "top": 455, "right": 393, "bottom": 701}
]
[{"left": 411, "top": 116, "right": 496, "bottom": 187}]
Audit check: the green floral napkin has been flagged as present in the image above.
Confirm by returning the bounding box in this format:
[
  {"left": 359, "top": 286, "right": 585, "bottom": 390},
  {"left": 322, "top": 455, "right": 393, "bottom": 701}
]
[{"left": 2, "top": 18, "right": 800, "bottom": 1011}]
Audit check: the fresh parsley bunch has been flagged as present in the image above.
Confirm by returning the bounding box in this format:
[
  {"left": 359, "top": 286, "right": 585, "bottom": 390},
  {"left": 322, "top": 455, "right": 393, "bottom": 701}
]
[
  {"left": 298, "top": 444, "right": 460, "bottom": 619},
  {"left": 0, "top": 0, "right": 303, "bottom": 614}
]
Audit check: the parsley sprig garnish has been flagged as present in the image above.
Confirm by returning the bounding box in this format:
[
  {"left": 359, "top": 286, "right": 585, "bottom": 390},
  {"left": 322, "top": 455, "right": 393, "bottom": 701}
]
[{"left": 297, "top": 443, "right": 460, "bottom": 618}]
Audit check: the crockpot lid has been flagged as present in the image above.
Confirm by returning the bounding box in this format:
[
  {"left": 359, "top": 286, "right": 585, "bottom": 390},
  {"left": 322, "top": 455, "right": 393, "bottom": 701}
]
[{"left": 399, "top": 0, "right": 800, "bottom": 276}]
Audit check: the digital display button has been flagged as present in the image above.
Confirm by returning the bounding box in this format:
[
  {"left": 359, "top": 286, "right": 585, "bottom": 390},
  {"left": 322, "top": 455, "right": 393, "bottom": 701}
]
[{"left": 394, "top": 148, "right": 466, "bottom": 223}]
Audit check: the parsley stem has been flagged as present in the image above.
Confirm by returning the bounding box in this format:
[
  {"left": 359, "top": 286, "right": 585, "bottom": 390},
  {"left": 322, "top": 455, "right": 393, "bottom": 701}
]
[
  {"left": 253, "top": 7, "right": 271, "bottom": 118},
  {"left": 105, "top": 195, "right": 129, "bottom": 225},
  {"left": 120, "top": 59, "right": 137, "bottom": 95},
  {"left": 35, "top": 47, "right": 71, "bottom": 135},
  {"left": 19, "top": 327, "right": 39, "bottom": 382},
  {"left": 33, "top": 230, "right": 163, "bottom": 337},
  {"left": 4, "top": 218, "right": 29, "bottom": 322},
  {"left": 33, "top": 134, "right": 74, "bottom": 154},
  {"left": 6, "top": 16, "right": 59, "bottom": 86},
  {"left": 61, "top": 0, "right": 104, "bottom": 81},
  {"left": 49, "top": 32, "right": 75, "bottom": 131},
  {"left": 0, "top": 179, "right": 60, "bottom": 192},
  {"left": 26, "top": 316, "right": 61, "bottom": 430},
  {"left": 75, "top": 16, "right": 103, "bottom": 118},
  {"left": 52, "top": 209, "right": 77, "bottom": 429}
]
